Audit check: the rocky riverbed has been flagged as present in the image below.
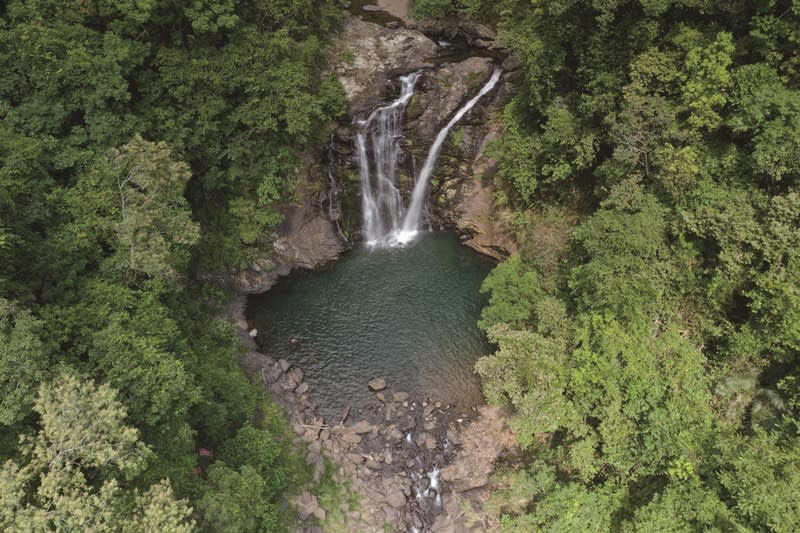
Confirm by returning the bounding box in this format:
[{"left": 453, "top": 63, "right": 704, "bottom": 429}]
[{"left": 229, "top": 297, "right": 513, "bottom": 532}]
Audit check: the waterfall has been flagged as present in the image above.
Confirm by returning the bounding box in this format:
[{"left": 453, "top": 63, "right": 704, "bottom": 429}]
[
  {"left": 398, "top": 68, "right": 503, "bottom": 242},
  {"left": 356, "top": 67, "right": 502, "bottom": 246},
  {"left": 356, "top": 72, "right": 420, "bottom": 245}
]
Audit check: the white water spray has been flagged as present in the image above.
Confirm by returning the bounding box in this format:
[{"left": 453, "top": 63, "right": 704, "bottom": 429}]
[
  {"left": 398, "top": 68, "right": 503, "bottom": 243},
  {"left": 356, "top": 73, "right": 420, "bottom": 245}
]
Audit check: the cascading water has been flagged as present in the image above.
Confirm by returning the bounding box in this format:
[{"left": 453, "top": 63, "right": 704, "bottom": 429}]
[
  {"left": 356, "top": 72, "right": 420, "bottom": 245},
  {"left": 357, "top": 68, "right": 502, "bottom": 246},
  {"left": 398, "top": 67, "right": 503, "bottom": 243}
]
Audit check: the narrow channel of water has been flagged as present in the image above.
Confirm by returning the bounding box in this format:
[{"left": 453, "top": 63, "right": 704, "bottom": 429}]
[{"left": 247, "top": 233, "right": 492, "bottom": 422}]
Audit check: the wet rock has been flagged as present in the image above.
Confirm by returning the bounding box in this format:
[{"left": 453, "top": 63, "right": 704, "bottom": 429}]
[
  {"left": 409, "top": 56, "right": 494, "bottom": 143},
  {"left": 368, "top": 378, "right": 387, "bottom": 391},
  {"left": 392, "top": 391, "right": 409, "bottom": 403},
  {"left": 288, "top": 367, "right": 304, "bottom": 385},
  {"left": 411, "top": 511, "right": 424, "bottom": 530}
]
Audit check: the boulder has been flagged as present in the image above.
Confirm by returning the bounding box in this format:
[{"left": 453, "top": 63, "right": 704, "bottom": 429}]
[
  {"left": 385, "top": 488, "right": 407, "bottom": 509},
  {"left": 293, "top": 492, "right": 321, "bottom": 521},
  {"left": 459, "top": 21, "right": 496, "bottom": 41},
  {"left": 368, "top": 378, "right": 387, "bottom": 391},
  {"left": 351, "top": 420, "right": 374, "bottom": 434},
  {"left": 348, "top": 453, "right": 365, "bottom": 464},
  {"left": 342, "top": 432, "right": 363, "bottom": 445},
  {"left": 392, "top": 391, "right": 410, "bottom": 403}
]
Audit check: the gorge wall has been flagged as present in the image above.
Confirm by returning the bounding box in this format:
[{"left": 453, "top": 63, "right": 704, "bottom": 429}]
[
  {"left": 214, "top": 8, "right": 521, "bottom": 296},
  {"left": 330, "top": 14, "right": 519, "bottom": 260},
  {"left": 221, "top": 8, "right": 520, "bottom": 532}
]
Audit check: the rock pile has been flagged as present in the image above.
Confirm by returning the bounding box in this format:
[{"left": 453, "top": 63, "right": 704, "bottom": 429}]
[{"left": 232, "top": 301, "right": 512, "bottom": 533}]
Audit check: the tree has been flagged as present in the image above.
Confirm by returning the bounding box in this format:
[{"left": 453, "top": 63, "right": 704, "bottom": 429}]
[
  {"left": 681, "top": 32, "right": 735, "bottom": 131},
  {"left": 197, "top": 463, "right": 279, "bottom": 533},
  {"left": 110, "top": 135, "right": 200, "bottom": 287},
  {"left": 0, "top": 371, "right": 194, "bottom": 532},
  {"left": 0, "top": 299, "right": 50, "bottom": 426}
]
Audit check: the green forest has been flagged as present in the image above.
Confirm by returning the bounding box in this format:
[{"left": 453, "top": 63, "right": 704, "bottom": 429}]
[
  {"left": 1, "top": 0, "right": 799, "bottom": 531},
  {"left": 0, "top": 0, "right": 345, "bottom": 530}
]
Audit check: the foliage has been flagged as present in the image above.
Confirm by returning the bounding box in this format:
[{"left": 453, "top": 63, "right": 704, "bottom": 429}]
[
  {"left": 476, "top": 0, "right": 800, "bottom": 530},
  {"left": 0, "top": 372, "right": 194, "bottom": 532},
  {"left": 0, "top": 298, "right": 51, "bottom": 426},
  {"left": 0, "top": 0, "right": 344, "bottom": 530}
]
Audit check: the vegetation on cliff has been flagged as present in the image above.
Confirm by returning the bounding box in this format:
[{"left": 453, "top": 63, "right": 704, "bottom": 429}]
[{"left": 0, "top": 0, "right": 344, "bottom": 530}]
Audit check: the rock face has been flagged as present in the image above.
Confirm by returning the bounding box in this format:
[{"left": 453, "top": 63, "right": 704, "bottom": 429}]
[
  {"left": 209, "top": 201, "right": 346, "bottom": 294},
  {"left": 334, "top": 17, "right": 437, "bottom": 113},
  {"left": 332, "top": 14, "right": 517, "bottom": 258},
  {"left": 406, "top": 56, "right": 494, "bottom": 142}
]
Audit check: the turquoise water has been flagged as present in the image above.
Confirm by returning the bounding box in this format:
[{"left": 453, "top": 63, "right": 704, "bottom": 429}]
[{"left": 247, "top": 233, "right": 492, "bottom": 421}]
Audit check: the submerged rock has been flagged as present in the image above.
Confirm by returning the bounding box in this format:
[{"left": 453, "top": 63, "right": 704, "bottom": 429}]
[{"left": 368, "top": 378, "right": 387, "bottom": 391}]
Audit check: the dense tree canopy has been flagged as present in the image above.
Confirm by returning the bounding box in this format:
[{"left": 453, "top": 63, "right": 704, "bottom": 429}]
[
  {"left": 465, "top": 0, "right": 800, "bottom": 530},
  {"left": 0, "top": 0, "right": 344, "bottom": 530}
]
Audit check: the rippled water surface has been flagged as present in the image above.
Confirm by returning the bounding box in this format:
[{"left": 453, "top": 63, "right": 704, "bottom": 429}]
[{"left": 247, "top": 233, "right": 492, "bottom": 421}]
